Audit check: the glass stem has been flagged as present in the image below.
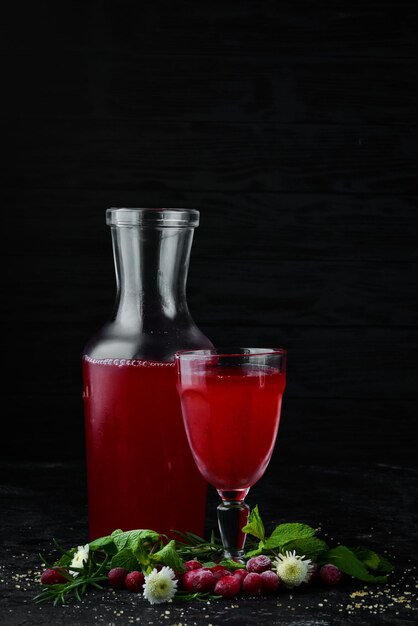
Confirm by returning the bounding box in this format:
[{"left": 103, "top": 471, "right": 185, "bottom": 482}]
[{"left": 217, "top": 499, "right": 250, "bottom": 560}]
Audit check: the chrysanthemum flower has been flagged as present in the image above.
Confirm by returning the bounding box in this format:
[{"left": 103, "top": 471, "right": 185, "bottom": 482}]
[
  {"left": 143, "top": 566, "right": 178, "bottom": 605},
  {"left": 69, "top": 544, "right": 90, "bottom": 577},
  {"left": 273, "top": 550, "right": 313, "bottom": 588}
]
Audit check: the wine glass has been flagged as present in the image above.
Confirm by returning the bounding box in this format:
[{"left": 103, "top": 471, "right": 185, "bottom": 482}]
[{"left": 175, "top": 347, "right": 286, "bottom": 560}]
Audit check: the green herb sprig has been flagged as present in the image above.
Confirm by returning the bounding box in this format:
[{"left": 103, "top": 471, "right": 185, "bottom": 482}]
[
  {"left": 171, "top": 529, "right": 223, "bottom": 562},
  {"left": 34, "top": 551, "right": 110, "bottom": 605}
]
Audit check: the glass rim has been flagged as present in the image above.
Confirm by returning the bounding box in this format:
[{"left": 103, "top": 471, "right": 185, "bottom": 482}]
[
  {"left": 106, "top": 207, "right": 199, "bottom": 228},
  {"left": 175, "top": 347, "right": 287, "bottom": 359}
]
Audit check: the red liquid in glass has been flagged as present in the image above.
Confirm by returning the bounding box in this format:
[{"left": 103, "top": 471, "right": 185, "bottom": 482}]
[
  {"left": 83, "top": 358, "right": 207, "bottom": 540},
  {"left": 178, "top": 366, "right": 286, "bottom": 493}
]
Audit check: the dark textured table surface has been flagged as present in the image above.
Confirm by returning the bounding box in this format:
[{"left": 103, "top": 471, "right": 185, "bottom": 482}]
[{"left": 1, "top": 459, "right": 417, "bottom": 626}]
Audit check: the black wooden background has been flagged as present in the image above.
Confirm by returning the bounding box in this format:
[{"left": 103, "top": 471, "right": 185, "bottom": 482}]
[{"left": 2, "top": 1, "right": 417, "bottom": 467}]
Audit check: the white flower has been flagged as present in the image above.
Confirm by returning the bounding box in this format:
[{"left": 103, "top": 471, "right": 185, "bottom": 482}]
[
  {"left": 142, "top": 566, "right": 178, "bottom": 605},
  {"left": 69, "top": 544, "right": 90, "bottom": 577},
  {"left": 273, "top": 550, "right": 313, "bottom": 588}
]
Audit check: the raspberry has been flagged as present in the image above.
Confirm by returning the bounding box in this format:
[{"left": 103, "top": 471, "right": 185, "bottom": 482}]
[
  {"left": 188, "top": 568, "right": 216, "bottom": 592},
  {"left": 242, "top": 572, "right": 263, "bottom": 595},
  {"left": 260, "top": 570, "right": 280, "bottom": 593},
  {"left": 125, "top": 571, "right": 145, "bottom": 592},
  {"left": 184, "top": 560, "right": 203, "bottom": 571},
  {"left": 214, "top": 574, "right": 241, "bottom": 598},
  {"left": 208, "top": 565, "right": 230, "bottom": 580},
  {"left": 246, "top": 555, "right": 272, "bottom": 573},
  {"left": 233, "top": 568, "right": 248, "bottom": 582},
  {"left": 107, "top": 567, "right": 129, "bottom": 589},
  {"left": 40, "top": 568, "right": 68, "bottom": 585},
  {"left": 319, "top": 564, "right": 342, "bottom": 586}
]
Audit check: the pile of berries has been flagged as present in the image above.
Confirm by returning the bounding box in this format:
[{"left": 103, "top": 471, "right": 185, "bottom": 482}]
[
  {"left": 41, "top": 557, "right": 342, "bottom": 600},
  {"left": 180, "top": 557, "right": 278, "bottom": 597},
  {"left": 108, "top": 568, "right": 145, "bottom": 592},
  {"left": 40, "top": 566, "right": 146, "bottom": 592},
  {"left": 175, "top": 556, "right": 341, "bottom": 598}
]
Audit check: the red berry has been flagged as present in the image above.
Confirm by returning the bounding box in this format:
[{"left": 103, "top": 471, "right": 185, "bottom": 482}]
[
  {"left": 233, "top": 568, "right": 248, "bottom": 582},
  {"left": 319, "top": 564, "right": 342, "bottom": 586},
  {"left": 214, "top": 574, "right": 241, "bottom": 598},
  {"left": 246, "top": 555, "right": 272, "bottom": 573},
  {"left": 180, "top": 569, "right": 199, "bottom": 591},
  {"left": 208, "top": 565, "right": 230, "bottom": 580},
  {"left": 40, "top": 568, "right": 68, "bottom": 585},
  {"left": 260, "top": 570, "right": 280, "bottom": 593},
  {"left": 188, "top": 568, "right": 216, "bottom": 592},
  {"left": 242, "top": 572, "right": 263, "bottom": 595},
  {"left": 107, "top": 567, "right": 129, "bottom": 589},
  {"left": 184, "top": 560, "right": 203, "bottom": 571},
  {"left": 125, "top": 571, "right": 145, "bottom": 592}
]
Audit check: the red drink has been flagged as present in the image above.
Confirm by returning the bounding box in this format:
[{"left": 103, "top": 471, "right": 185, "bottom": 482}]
[
  {"left": 178, "top": 365, "right": 286, "bottom": 494},
  {"left": 83, "top": 356, "right": 208, "bottom": 540}
]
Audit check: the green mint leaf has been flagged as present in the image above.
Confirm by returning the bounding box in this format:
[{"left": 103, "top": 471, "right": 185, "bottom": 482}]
[
  {"left": 89, "top": 535, "right": 114, "bottom": 551},
  {"left": 132, "top": 541, "right": 152, "bottom": 569},
  {"left": 201, "top": 561, "right": 218, "bottom": 568},
  {"left": 352, "top": 546, "right": 394, "bottom": 574},
  {"left": 244, "top": 543, "right": 265, "bottom": 558},
  {"left": 151, "top": 540, "right": 185, "bottom": 573},
  {"left": 88, "top": 535, "right": 118, "bottom": 556},
  {"left": 265, "top": 523, "right": 316, "bottom": 549},
  {"left": 111, "top": 529, "right": 123, "bottom": 537},
  {"left": 376, "top": 554, "right": 395, "bottom": 574},
  {"left": 352, "top": 546, "right": 380, "bottom": 570},
  {"left": 242, "top": 505, "right": 265, "bottom": 542},
  {"left": 112, "top": 530, "right": 160, "bottom": 553},
  {"left": 110, "top": 548, "right": 138, "bottom": 571},
  {"left": 282, "top": 537, "right": 329, "bottom": 561},
  {"left": 323, "top": 546, "right": 388, "bottom": 583},
  {"left": 218, "top": 559, "right": 246, "bottom": 570}
]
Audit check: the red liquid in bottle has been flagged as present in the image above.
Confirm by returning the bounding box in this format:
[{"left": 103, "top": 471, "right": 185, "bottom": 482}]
[
  {"left": 178, "top": 366, "right": 286, "bottom": 492},
  {"left": 83, "top": 357, "right": 207, "bottom": 540}
]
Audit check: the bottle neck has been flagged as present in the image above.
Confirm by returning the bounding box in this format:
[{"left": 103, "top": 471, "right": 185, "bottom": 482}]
[{"left": 111, "top": 226, "right": 194, "bottom": 327}]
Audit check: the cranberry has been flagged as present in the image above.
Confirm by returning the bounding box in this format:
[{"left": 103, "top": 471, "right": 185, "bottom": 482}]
[
  {"left": 260, "top": 570, "right": 280, "bottom": 593},
  {"left": 233, "top": 568, "right": 248, "bottom": 582},
  {"left": 208, "top": 565, "right": 230, "bottom": 580},
  {"left": 184, "top": 560, "right": 203, "bottom": 571},
  {"left": 319, "top": 564, "right": 342, "bottom": 586},
  {"left": 242, "top": 572, "right": 263, "bottom": 595},
  {"left": 246, "top": 555, "right": 272, "bottom": 573},
  {"left": 180, "top": 569, "right": 199, "bottom": 591},
  {"left": 188, "top": 568, "right": 216, "bottom": 592},
  {"left": 107, "top": 567, "right": 129, "bottom": 589},
  {"left": 214, "top": 574, "right": 241, "bottom": 598},
  {"left": 40, "top": 568, "right": 68, "bottom": 585},
  {"left": 125, "top": 571, "right": 145, "bottom": 592}
]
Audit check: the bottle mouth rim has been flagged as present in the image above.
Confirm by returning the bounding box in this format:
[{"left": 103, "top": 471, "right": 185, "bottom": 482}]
[{"left": 106, "top": 208, "right": 199, "bottom": 227}]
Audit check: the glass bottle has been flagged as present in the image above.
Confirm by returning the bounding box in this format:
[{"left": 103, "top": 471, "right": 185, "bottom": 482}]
[{"left": 82, "top": 208, "right": 213, "bottom": 540}]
